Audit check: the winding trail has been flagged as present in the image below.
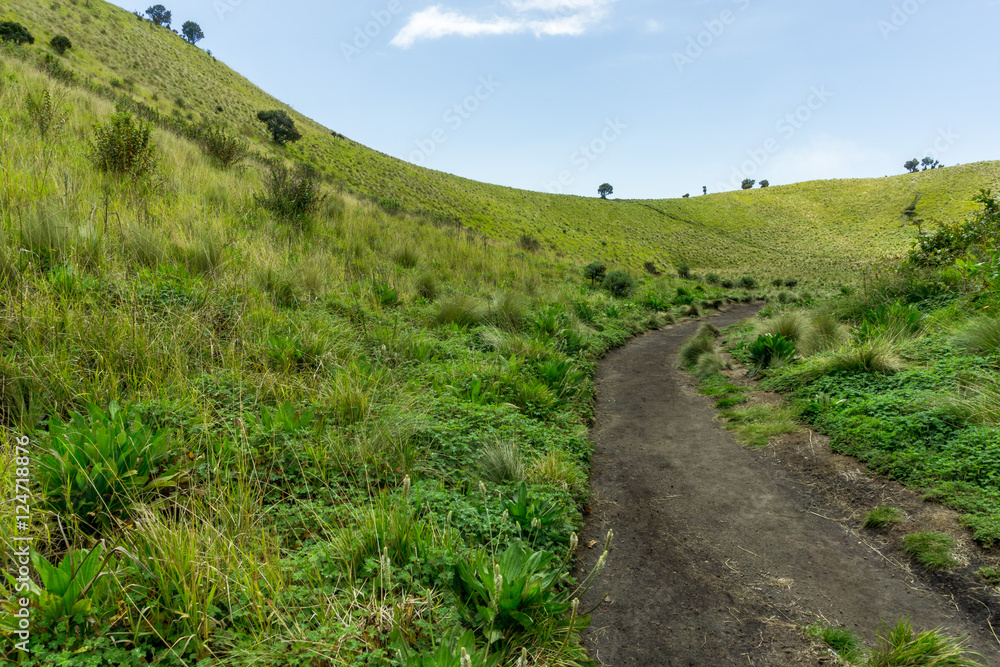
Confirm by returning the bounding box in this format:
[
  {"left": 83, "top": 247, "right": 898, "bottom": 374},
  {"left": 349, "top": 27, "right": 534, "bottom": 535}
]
[{"left": 575, "top": 305, "right": 1000, "bottom": 666}]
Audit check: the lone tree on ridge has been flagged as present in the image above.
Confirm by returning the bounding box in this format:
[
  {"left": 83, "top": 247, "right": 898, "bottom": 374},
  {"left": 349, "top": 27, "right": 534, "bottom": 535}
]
[{"left": 598, "top": 183, "right": 613, "bottom": 199}]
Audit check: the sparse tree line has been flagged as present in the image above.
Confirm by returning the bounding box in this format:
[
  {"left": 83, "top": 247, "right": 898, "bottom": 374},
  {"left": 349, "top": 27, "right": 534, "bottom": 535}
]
[
  {"left": 904, "top": 157, "right": 942, "bottom": 173},
  {"left": 135, "top": 5, "right": 205, "bottom": 46}
]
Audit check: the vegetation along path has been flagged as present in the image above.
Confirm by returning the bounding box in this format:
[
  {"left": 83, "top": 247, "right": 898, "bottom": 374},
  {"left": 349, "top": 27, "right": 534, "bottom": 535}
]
[{"left": 575, "top": 304, "right": 1000, "bottom": 666}]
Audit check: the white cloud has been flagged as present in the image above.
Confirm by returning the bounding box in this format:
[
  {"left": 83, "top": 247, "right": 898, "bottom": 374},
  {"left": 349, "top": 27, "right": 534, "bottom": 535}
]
[
  {"left": 391, "top": 0, "right": 616, "bottom": 48},
  {"left": 767, "top": 135, "right": 892, "bottom": 183},
  {"left": 644, "top": 18, "right": 663, "bottom": 33}
]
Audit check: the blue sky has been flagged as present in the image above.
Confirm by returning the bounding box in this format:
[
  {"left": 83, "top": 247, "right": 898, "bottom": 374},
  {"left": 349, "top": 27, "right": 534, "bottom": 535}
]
[{"left": 112, "top": 0, "right": 1000, "bottom": 198}]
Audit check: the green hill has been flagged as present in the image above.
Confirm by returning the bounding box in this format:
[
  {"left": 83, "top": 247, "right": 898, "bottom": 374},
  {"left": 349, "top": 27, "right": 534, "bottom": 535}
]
[
  {"left": 4, "top": 0, "right": 999, "bottom": 281},
  {"left": 2, "top": 2, "right": 1000, "bottom": 666}
]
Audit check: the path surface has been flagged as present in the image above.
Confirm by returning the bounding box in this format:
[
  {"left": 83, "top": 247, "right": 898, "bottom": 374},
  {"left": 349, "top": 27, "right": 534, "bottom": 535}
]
[{"left": 576, "top": 305, "right": 1000, "bottom": 666}]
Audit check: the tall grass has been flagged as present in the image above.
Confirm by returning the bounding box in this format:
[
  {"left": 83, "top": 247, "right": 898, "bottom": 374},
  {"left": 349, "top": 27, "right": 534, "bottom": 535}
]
[{"left": 868, "top": 618, "right": 984, "bottom": 667}]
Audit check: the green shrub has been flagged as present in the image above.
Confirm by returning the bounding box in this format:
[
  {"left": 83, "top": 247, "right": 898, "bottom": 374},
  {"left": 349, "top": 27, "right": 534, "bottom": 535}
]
[
  {"left": 902, "top": 532, "right": 959, "bottom": 570},
  {"left": 602, "top": 270, "right": 635, "bottom": 297},
  {"left": 451, "top": 544, "right": 576, "bottom": 643},
  {"left": 582, "top": 261, "right": 607, "bottom": 285},
  {"left": 378, "top": 196, "right": 402, "bottom": 214},
  {"left": 677, "top": 263, "right": 691, "bottom": 279},
  {"left": 91, "top": 107, "right": 157, "bottom": 178},
  {"left": 747, "top": 333, "right": 797, "bottom": 371},
  {"left": 0, "top": 21, "right": 34, "bottom": 45},
  {"left": 518, "top": 233, "right": 541, "bottom": 252},
  {"left": 195, "top": 125, "right": 249, "bottom": 168},
  {"left": 739, "top": 275, "right": 758, "bottom": 290},
  {"left": 908, "top": 188, "right": 1000, "bottom": 267},
  {"left": 50, "top": 34, "right": 72, "bottom": 55},
  {"left": 857, "top": 301, "right": 925, "bottom": 340},
  {"left": 706, "top": 273, "right": 721, "bottom": 285},
  {"left": 721, "top": 279, "right": 735, "bottom": 289},
  {"left": 39, "top": 402, "right": 182, "bottom": 534},
  {"left": 255, "top": 162, "right": 325, "bottom": 223},
  {"left": 868, "top": 618, "right": 985, "bottom": 667},
  {"left": 784, "top": 278, "right": 799, "bottom": 288},
  {"left": 256, "top": 109, "right": 301, "bottom": 145},
  {"left": 863, "top": 506, "right": 903, "bottom": 529}
]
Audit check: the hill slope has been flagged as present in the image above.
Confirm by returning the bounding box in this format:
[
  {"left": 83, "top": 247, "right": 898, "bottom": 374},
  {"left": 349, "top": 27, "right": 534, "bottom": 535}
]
[{"left": 4, "top": 0, "right": 999, "bottom": 280}]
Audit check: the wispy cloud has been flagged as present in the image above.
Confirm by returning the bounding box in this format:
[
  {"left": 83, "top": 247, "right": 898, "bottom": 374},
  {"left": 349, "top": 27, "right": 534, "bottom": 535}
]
[{"left": 391, "top": 0, "right": 616, "bottom": 49}]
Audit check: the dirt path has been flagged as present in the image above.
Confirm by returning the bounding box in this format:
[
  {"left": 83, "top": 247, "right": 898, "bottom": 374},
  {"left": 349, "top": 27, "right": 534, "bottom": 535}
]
[{"left": 575, "top": 305, "right": 1000, "bottom": 666}]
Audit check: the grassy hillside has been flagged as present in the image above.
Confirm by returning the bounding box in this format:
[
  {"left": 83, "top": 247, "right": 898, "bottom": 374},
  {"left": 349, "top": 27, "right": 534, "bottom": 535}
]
[
  {"left": 4, "top": 0, "right": 999, "bottom": 281},
  {"left": 0, "top": 28, "right": 755, "bottom": 667}
]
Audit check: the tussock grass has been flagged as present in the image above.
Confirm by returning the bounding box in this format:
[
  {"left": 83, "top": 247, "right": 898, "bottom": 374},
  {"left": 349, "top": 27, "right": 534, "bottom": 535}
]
[
  {"left": 722, "top": 403, "right": 800, "bottom": 448},
  {"left": 863, "top": 506, "right": 904, "bottom": 529},
  {"left": 868, "top": 618, "right": 984, "bottom": 667},
  {"left": 529, "top": 450, "right": 588, "bottom": 502},
  {"left": 680, "top": 333, "right": 716, "bottom": 368},
  {"left": 758, "top": 311, "right": 813, "bottom": 347},
  {"left": 954, "top": 315, "right": 1000, "bottom": 355},
  {"left": 478, "top": 439, "right": 526, "bottom": 485},
  {"left": 902, "top": 532, "right": 959, "bottom": 570},
  {"left": 695, "top": 351, "right": 726, "bottom": 379},
  {"left": 434, "top": 294, "right": 486, "bottom": 327},
  {"left": 808, "top": 310, "right": 850, "bottom": 353},
  {"left": 806, "top": 623, "right": 865, "bottom": 664}
]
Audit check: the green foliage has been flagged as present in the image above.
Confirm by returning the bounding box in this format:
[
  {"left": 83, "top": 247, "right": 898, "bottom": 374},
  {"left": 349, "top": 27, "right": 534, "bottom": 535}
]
[
  {"left": 477, "top": 440, "right": 525, "bottom": 485},
  {"left": 581, "top": 261, "right": 606, "bottom": 286},
  {"left": 597, "top": 183, "right": 613, "bottom": 199},
  {"left": 909, "top": 189, "right": 1000, "bottom": 267},
  {"left": 194, "top": 124, "right": 249, "bottom": 168},
  {"left": 902, "top": 532, "right": 959, "bottom": 570},
  {"left": 145, "top": 4, "right": 171, "bottom": 26},
  {"left": 695, "top": 351, "right": 725, "bottom": 379},
  {"left": 738, "top": 275, "right": 758, "bottom": 290},
  {"left": 857, "top": 301, "right": 925, "bottom": 341},
  {"left": 91, "top": 107, "right": 157, "bottom": 178},
  {"left": 977, "top": 567, "right": 1000, "bottom": 585},
  {"left": 2, "top": 546, "right": 107, "bottom": 632},
  {"left": 394, "top": 627, "right": 499, "bottom": 667},
  {"left": 741, "top": 178, "right": 755, "bottom": 190},
  {"left": 758, "top": 312, "right": 812, "bottom": 348},
  {"left": 677, "top": 262, "right": 691, "bottom": 280},
  {"left": 953, "top": 316, "right": 1000, "bottom": 354},
  {"left": 435, "top": 294, "right": 486, "bottom": 327},
  {"left": 39, "top": 402, "right": 182, "bottom": 533},
  {"left": 0, "top": 21, "right": 34, "bottom": 45},
  {"left": 721, "top": 403, "right": 800, "bottom": 448},
  {"left": 806, "top": 623, "right": 864, "bottom": 664},
  {"left": 868, "top": 618, "right": 984, "bottom": 667},
  {"left": 256, "top": 109, "right": 301, "bottom": 145},
  {"left": 255, "top": 162, "right": 325, "bottom": 223},
  {"left": 50, "top": 35, "right": 72, "bottom": 55},
  {"left": 863, "top": 506, "right": 903, "bottom": 529},
  {"left": 680, "top": 333, "right": 716, "bottom": 368},
  {"left": 504, "top": 482, "right": 573, "bottom": 547},
  {"left": 747, "top": 333, "right": 797, "bottom": 371},
  {"left": 451, "top": 544, "right": 575, "bottom": 644},
  {"left": 181, "top": 21, "right": 204, "bottom": 45},
  {"left": 25, "top": 89, "right": 67, "bottom": 138},
  {"left": 601, "top": 270, "right": 635, "bottom": 298}
]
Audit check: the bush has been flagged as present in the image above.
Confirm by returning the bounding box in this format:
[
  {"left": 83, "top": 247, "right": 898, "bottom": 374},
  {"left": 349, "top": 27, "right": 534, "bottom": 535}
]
[
  {"left": 518, "top": 233, "right": 541, "bottom": 252},
  {"left": 747, "top": 333, "right": 797, "bottom": 371},
  {"left": 256, "top": 109, "right": 301, "bottom": 145},
  {"left": 91, "top": 108, "right": 157, "bottom": 178},
  {"left": 196, "top": 125, "right": 249, "bottom": 168},
  {"left": 583, "top": 261, "right": 607, "bottom": 285},
  {"left": 706, "top": 273, "right": 721, "bottom": 285},
  {"left": 909, "top": 189, "right": 1000, "bottom": 267},
  {"left": 602, "top": 270, "right": 635, "bottom": 297},
  {"left": 739, "top": 275, "right": 758, "bottom": 290},
  {"left": 721, "top": 278, "right": 735, "bottom": 289},
  {"left": 50, "top": 35, "right": 72, "bottom": 55},
  {"left": 255, "top": 162, "right": 325, "bottom": 223},
  {"left": 0, "top": 21, "right": 34, "bottom": 45},
  {"left": 677, "top": 263, "right": 691, "bottom": 280}
]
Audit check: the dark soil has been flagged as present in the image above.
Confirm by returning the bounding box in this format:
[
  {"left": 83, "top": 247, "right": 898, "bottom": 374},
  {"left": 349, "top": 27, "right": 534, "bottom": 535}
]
[{"left": 575, "top": 304, "right": 1000, "bottom": 666}]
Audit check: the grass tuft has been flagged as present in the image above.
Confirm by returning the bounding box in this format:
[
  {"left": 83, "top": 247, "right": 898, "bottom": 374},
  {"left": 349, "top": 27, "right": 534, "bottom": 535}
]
[
  {"left": 902, "top": 532, "right": 959, "bottom": 570},
  {"left": 680, "top": 333, "right": 716, "bottom": 368},
  {"left": 868, "top": 618, "right": 984, "bottom": 667},
  {"left": 478, "top": 439, "right": 526, "bottom": 485},
  {"left": 863, "top": 506, "right": 903, "bottom": 530}
]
